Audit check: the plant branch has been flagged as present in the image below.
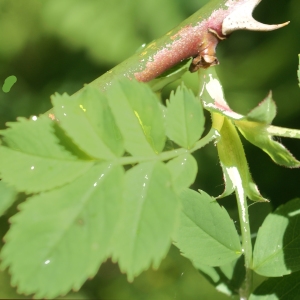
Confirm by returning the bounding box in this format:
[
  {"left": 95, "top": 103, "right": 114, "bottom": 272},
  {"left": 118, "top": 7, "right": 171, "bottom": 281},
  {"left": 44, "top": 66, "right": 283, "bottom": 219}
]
[
  {"left": 84, "top": 0, "right": 288, "bottom": 94},
  {"left": 44, "top": 0, "right": 287, "bottom": 111}
]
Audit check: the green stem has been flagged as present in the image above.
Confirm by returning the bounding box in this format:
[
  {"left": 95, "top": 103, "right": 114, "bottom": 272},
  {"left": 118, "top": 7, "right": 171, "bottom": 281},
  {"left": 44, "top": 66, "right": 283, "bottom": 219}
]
[
  {"left": 266, "top": 125, "right": 300, "bottom": 139},
  {"left": 235, "top": 188, "right": 253, "bottom": 300},
  {"left": 115, "top": 127, "right": 218, "bottom": 166}
]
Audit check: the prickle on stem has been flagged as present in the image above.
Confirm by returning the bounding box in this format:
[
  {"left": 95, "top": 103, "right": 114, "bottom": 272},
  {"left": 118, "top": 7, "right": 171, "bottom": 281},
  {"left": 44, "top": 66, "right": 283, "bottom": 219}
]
[{"left": 222, "top": 0, "right": 289, "bottom": 35}]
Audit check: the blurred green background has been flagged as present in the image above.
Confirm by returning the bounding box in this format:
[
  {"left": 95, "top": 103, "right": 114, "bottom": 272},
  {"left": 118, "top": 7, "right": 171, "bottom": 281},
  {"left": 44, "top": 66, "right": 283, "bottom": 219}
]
[{"left": 0, "top": 0, "right": 299, "bottom": 298}]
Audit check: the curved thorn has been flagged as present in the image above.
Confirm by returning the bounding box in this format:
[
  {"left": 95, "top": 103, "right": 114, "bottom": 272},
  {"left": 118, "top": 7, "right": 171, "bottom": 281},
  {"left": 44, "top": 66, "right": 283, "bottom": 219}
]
[{"left": 222, "top": 0, "right": 289, "bottom": 35}]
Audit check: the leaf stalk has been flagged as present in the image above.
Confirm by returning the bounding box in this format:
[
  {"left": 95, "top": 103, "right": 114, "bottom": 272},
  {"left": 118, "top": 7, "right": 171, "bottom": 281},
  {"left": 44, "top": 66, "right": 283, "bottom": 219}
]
[
  {"left": 266, "top": 125, "right": 300, "bottom": 139},
  {"left": 116, "top": 127, "right": 218, "bottom": 166}
]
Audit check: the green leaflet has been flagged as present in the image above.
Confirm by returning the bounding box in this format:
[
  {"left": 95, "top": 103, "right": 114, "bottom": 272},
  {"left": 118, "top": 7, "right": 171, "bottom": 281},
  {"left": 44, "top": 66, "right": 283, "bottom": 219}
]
[
  {"left": 0, "top": 181, "right": 17, "bottom": 217},
  {"left": 52, "top": 87, "right": 124, "bottom": 159},
  {"left": 107, "top": 79, "right": 166, "bottom": 156},
  {"left": 166, "top": 153, "right": 198, "bottom": 193},
  {"left": 253, "top": 198, "right": 300, "bottom": 277},
  {"left": 245, "top": 92, "right": 276, "bottom": 124},
  {"left": 0, "top": 116, "right": 93, "bottom": 193},
  {"left": 236, "top": 121, "right": 300, "bottom": 168},
  {"left": 166, "top": 84, "right": 205, "bottom": 149},
  {"left": 174, "top": 189, "right": 242, "bottom": 267},
  {"left": 0, "top": 116, "right": 77, "bottom": 158},
  {"left": 0, "top": 147, "right": 93, "bottom": 194},
  {"left": 111, "top": 161, "right": 179, "bottom": 281},
  {"left": 250, "top": 272, "right": 300, "bottom": 300},
  {"left": 0, "top": 163, "right": 124, "bottom": 299},
  {"left": 236, "top": 92, "right": 300, "bottom": 168}
]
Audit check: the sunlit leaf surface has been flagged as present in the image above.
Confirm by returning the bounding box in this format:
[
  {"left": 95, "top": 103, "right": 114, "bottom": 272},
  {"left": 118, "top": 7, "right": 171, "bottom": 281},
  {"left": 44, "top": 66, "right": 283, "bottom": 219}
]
[
  {"left": 0, "top": 181, "right": 17, "bottom": 217},
  {"left": 166, "top": 84, "right": 205, "bottom": 149},
  {"left": 107, "top": 80, "right": 165, "bottom": 156},
  {"left": 0, "top": 117, "right": 93, "bottom": 193},
  {"left": 0, "top": 163, "right": 124, "bottom": 298},
  {"left": 166, "top": 153, "right": 198, "bottom": 193},
  {"left": 111, "top": 161, "right": 179, "bottom": 281},
  {"left": 52, "top": 87, "right": 124, "bottom": 159},
  {"left": 174, "top": 189, "right": 242, "bottom": 266}
]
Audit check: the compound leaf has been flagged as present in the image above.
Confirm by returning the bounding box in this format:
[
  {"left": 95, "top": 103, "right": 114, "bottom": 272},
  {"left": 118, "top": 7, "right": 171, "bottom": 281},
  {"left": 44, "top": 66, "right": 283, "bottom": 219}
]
[
  {"left": 174, "top": 189, "right": 242, "bottom": 267},
  {"left": 0, "top": 163, "right": 124, "bottom": 299},
  {"left": 166, "top": 84, "right": 205, "bottom": 149},
  {"left": 253, "top": 198, "right": 300, "bottom": 277},
  {"left": 111, "top": 161, "right": 179, "bottom": 281}
]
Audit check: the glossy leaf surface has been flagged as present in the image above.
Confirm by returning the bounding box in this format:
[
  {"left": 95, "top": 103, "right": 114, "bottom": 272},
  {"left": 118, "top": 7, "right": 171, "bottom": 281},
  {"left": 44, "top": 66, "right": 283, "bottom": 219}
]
[
  {"left": 174, "top": 189, "right": 242, "bottom": 266},
  {"left": 0, "top": 163, "right": 124, "bottom": 298},
  {"left": 253, "top": 198, "right": 300, "bottom": 276},
  {"left": 111, "top": 161, "right": 179, "bottom": 281}
]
